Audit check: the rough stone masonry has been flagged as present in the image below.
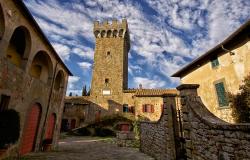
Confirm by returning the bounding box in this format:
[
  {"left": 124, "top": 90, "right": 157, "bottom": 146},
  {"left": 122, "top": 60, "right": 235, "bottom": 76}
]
[{"left": 140, "top": 84, "right": 250, "bottom": 160}]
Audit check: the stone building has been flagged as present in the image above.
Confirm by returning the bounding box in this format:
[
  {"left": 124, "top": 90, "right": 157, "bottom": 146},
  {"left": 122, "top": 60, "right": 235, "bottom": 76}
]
[
  {"left": 62, "top": 97, "right": 89, "bottom": 131},
  {"left": 172, "top": 20, "right": 250, "bottom": 123},
  {"left": 0, "top": 0, "right": 72, "bottom": 157},
  {"left": 63, "top": 19, "right": 177, "bottom": 128}
]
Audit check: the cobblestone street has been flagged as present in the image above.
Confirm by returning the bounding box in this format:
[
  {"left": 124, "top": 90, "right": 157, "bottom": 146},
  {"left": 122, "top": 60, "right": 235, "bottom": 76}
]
[{"left": 23, "top": 136, "right": 154, "bottom": 160}]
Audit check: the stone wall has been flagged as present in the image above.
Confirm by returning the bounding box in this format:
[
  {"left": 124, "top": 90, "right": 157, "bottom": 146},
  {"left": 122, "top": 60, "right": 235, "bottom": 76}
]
[
  {"left": 140, "top": 95, "right": 177, "bottom": 160},
  {"left": 178, "top": 84, "right": 250, "bottom": 160},
  {"left": 140, "top": 84, "right": 250, "bottom": 160},
  {"left": 0, "top": 0, "right": 70, "bottom": 158}
]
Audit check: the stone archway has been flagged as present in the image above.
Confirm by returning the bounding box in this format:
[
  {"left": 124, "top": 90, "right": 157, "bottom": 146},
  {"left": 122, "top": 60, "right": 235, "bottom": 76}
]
[
  {"left": 6, "top": 26, "right": 31, "bottom": 69},
  {"left": 29, "top": 51, "right": 53, "bottom": 84}
]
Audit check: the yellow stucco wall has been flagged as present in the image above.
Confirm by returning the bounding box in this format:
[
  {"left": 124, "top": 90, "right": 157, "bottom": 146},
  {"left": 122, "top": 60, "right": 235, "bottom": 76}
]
[
  {"left": 134, "top": 96, "right": 163, "bottom": 121},
  {"left": 181, "top": 41, "right": 250, "bottom": 123}
]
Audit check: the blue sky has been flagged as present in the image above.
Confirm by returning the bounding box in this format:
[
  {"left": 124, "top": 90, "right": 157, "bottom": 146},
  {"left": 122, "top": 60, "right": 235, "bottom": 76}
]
[{"left": 23, "top": 0, "right": 250, "bottom": 96}]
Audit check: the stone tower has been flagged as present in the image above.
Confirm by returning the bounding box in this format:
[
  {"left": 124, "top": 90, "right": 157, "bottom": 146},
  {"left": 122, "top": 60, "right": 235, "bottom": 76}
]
[{"left": 90, "top": 19, "right": 130, "bottom": 99}]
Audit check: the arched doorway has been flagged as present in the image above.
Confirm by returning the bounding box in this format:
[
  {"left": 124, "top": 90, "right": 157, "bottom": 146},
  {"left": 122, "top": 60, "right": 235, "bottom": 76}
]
[
  {"left": 45, "top": 113, "right": 56, "bottom": 140},
  {"left": 20, "top": 103, "right": 41, "bottom": 155}
]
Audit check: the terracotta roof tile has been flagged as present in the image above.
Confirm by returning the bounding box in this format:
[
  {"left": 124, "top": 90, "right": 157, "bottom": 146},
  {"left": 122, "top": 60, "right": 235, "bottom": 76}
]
[
  {"left": 133, "top": 89, "right": 177, "bottom": 97},
  {"left": 64, "top": 97, "right": 90, "bottom": 104}
]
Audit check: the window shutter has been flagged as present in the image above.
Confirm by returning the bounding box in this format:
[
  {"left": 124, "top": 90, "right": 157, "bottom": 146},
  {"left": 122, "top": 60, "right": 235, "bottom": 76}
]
[
  {"left": 146, "top": 104, "right": 150, "bottom": 113},
  {"left": 215, "top": 82, "right": 228, "bottom": 107},
  {"left": 151, "top": 105, "right": 154, "bottom": 113}
]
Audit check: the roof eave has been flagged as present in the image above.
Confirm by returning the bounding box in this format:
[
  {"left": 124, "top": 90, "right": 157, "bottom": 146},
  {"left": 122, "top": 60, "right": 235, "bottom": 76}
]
[
  {"left": 172, "top": 19, "right": 250, "bottom": 78},
  {"left": 16, "top": 0, "right": 73, "bottom": 76}
]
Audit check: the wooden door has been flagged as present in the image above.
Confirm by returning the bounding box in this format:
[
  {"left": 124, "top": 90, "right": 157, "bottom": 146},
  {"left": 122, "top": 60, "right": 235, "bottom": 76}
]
[
  {"left": 45, "top": 114, "right": 56, "bottom": 139},
  {"left": 70, "top": 119, "right": 76, "bottom": 129},
  {"left": 20, "top": 104, "right": 41, "bottom": 155}
]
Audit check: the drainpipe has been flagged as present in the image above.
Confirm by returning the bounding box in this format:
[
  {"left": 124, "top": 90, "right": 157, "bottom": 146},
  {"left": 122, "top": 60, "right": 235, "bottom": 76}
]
[
  {"left": 221, "top": 45, "right": 235, "bottom": 55},
  {"left": 39, "top": 62, "right": 59, "bottom": 150}
]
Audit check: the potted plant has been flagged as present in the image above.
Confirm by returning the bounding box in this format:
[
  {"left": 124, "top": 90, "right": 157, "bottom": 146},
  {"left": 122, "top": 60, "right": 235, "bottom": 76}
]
[
  {"left": 42, "top": 139, "right": 53, "bottom": 151},
  {"left": 0, "top": 109, "right": 20, "bottom": 156}
]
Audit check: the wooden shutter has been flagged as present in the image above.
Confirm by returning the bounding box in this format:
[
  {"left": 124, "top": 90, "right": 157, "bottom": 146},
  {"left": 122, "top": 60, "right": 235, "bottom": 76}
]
[
  {"left": 151, "top": 105, "right": 154, "bottom": 113},
  {"left": 215, "top": 82, "right": 228, "bottom": 107}
]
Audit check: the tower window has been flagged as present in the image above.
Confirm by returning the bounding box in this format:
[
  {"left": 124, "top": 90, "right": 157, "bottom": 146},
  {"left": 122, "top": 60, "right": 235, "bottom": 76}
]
[
  {"left": 105, "top": 78, "right": 109, "bottom": 84},
  {"left": 0, "top": 95, "right": 10, "bottom": 112},
  {"left": 107, "top": 51, "right": 110, "bottom": 56}
]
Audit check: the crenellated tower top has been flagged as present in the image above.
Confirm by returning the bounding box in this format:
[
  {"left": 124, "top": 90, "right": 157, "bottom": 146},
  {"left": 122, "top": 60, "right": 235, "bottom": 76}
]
[{"left": 93, "top": 19, "right": 130, "bottom": 50}]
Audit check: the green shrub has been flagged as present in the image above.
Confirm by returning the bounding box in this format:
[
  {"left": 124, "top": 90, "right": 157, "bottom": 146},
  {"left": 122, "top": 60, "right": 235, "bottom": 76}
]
[
  {"left": 77, "top": 127, "right": 91, "bottom": 136},
  {"left": 0, "top": 109, "right": 20, "bottom": 148},
  {"left": 95, "top": 128, "right": 115, "bottom": 137},
  {"left": 229, "top": 75, "right": 250, "bottom": 123}
]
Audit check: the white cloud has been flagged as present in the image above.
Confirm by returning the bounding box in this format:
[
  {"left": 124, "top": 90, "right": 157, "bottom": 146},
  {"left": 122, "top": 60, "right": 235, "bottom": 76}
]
[
  {"left": 133, "top": 77, "right": 166, "bottom": 89},
  {"left": 66, "top": 89, "right": 82, "bottom": 96},
  {"left": 23, "top": 0, "right": 250, "bottom": 91},
  {"left": 66, "top": 76, "right": 81, "bottom": 96},
  {"left": 52, "top": 43, "right": 71, "bottom": 61},
  {"left": 128, "top": 65, "right": 142, "bottom": 76},
  {"left": 78, "top": 62, "right": 92, "bottom": 70},
  {"left": 67, "top": 76, "right": 80, "bottom": 90},
  {"left": 72, "top": 47, "right": 94, "bottom": 60}
]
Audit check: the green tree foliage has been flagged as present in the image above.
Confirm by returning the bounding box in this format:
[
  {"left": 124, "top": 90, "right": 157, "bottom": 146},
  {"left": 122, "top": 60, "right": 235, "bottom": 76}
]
[
  {"left": 82, "top": 85, "right": 87, "bottom": 96},
  {"left": 87, "top": 87, "right": 91, "bottom": 96},
  {"left": 229, "top": 75, "right": 250, "bottom": 123}
]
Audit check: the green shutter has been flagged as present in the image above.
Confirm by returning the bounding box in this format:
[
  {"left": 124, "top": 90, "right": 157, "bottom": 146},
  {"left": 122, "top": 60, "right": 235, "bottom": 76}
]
[{"left": 215, "top": 82, "right": 228, "bottom": 107}]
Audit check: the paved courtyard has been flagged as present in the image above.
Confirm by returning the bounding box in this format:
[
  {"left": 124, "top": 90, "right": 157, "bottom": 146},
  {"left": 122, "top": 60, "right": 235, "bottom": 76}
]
[{"left": 24, "top": 136, "right": 154, "bottom": 160}]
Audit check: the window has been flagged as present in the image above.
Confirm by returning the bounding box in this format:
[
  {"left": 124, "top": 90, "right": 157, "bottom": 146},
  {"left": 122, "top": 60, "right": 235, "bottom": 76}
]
[
  {"left": 142, "top": 104, "right": 154, "bottom": 113},
  {"left": 215, "top": 82, "right": 229, "bottom": 107},
  {"left": 105, "top": 78, "right": 109, "bottom": 84},
  {"left": 107, "top": 30, "right": 112, "bottom": 38},
  {"left": 211, "top": 56, "right": 219, "bottom": 68},
  {"left": 107, "top": 51, "right": 110, "bottom": 56},
  {"left": 123, "top": 104, "right": 129, "bottom": 112},
  {"left": 0, "top": 95, "right": 10, "bottom": 112},
  {"left": 130, "top": 106, "right": 135, "bottom": 114}
]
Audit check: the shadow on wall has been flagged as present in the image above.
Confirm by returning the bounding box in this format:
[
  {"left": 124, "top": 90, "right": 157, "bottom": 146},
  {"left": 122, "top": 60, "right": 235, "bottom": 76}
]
[{"left": 62, "top": 98, "right": 146, "bottom": 132}]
